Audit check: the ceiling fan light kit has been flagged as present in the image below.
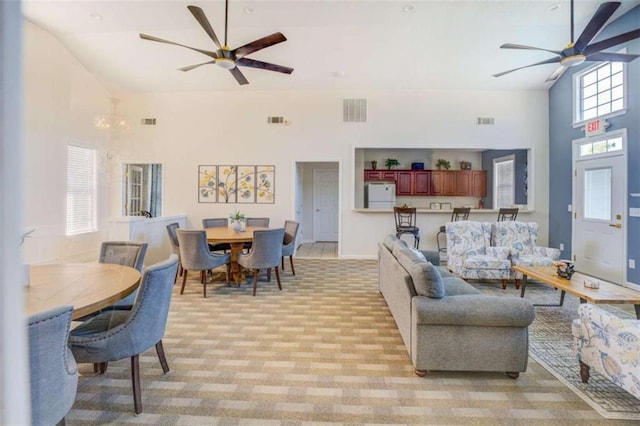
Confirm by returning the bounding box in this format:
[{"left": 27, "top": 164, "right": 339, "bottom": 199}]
[
  {"left": 139, "top": 1, "right": 293, "bottom": 85},
  {"left": 494, "top": 1, "right": 640, "bottom": 82}
]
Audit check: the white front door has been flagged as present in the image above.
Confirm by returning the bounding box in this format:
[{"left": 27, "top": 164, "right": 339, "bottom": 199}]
[
  {"left": 313, "top": 169, "right": 339, "bottom": 242},
  {"left": 573, "top": 131, "right": 626, "bottom": 284}
]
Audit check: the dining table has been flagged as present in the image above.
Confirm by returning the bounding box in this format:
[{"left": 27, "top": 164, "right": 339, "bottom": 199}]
[
  {"left": 26, "top": 263, "right": 141, "bottom": 320},
  {"left": 205, "top": 226, "right": 268, "bottom": 285}
]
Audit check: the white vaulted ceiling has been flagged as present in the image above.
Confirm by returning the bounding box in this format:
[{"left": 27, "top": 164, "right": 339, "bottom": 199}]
[{"left": 21, "top": 0, "right": 640, "bottom": 93}]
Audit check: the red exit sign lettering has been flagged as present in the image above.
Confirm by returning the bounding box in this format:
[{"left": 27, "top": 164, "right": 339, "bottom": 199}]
[{"left": 585, "top": 119, "right": 607, "bottom": 136}]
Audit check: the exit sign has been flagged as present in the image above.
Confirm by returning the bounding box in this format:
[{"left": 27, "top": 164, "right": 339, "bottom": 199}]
[{"left": 584, "top": 118, "right": 608, "bottom": 136}]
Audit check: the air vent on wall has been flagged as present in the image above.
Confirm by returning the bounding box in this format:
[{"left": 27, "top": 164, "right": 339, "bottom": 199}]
[
  {"left": 476, "top": 117, "right": 495, "bottom": 125},
  {"left": 141, "top": 118, "right": 157, "bottom": 125},
  {"left": 343, "top": 98, "right": 367, "bottom": 123},
  {"left": 267, "top": 116, "right": 284, "bottom": 124}
]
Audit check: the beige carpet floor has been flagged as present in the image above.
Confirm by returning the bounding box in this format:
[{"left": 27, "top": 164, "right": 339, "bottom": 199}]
[{"left": 66, "top": 259, "right": 637, "bottom": 425}]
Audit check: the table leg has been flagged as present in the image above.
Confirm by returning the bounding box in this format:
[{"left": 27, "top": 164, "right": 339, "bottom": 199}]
[
  {"left": 635, "top": 304, "right": 640, "bottom": 319},
  {"left": 229, "top": 242, "right": 246, "bottom": 286},
  {"left": 520, "top": 273, "right": 566, "bottom": 308},
  {"left": 519, "top": 274, "right": 528, "bottom": 298}
]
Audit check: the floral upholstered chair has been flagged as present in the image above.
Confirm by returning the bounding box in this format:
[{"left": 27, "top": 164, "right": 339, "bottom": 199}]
[
  {"left": 445, "top": 221, "right": 511, "bottom": 287},
  {"left": 491, "top": 221, "right": 561, "bottom": 288},
  {"left": 572, "top": 303, "right": 640, "bottom": 400}
]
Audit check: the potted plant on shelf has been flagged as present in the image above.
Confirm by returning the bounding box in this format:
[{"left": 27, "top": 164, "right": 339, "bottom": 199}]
[
  {"left": 385, "top": 158, "right": 400, "bottom": 170},
  {"left": 435, "top": 159, "right": 451, "bottom": 170},
  {"left": 229, "top": 210, "right": 246, "bottom": 232}
]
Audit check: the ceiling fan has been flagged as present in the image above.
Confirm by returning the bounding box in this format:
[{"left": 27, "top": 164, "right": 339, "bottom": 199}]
[
  {"left": 139, "top": 1, "right": 293, "bottom": 85},
  {"left": 493, "top": 0, "right": 640, "bottom": 82}
]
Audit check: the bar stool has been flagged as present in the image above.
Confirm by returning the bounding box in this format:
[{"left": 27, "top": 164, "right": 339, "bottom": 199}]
[
  {"left": 436, "top": 207, "right": 471, "bottom": 262},
  {"left": 394, "top": 206, "right": 420, "bottom": 248}
]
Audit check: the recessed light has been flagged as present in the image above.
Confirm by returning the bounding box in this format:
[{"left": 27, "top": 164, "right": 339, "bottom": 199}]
[
  {"left": 89, "top": 12, "right": 103, "bottom": 20},
  {"left": 402, "top": 4, "right": 415, "bottom": 13},
  {"left": 243, "top": 7, "right": 254, "bottom": 14},
  {"left": 547, "top": 4, "right": 561, "bottom": 12}
]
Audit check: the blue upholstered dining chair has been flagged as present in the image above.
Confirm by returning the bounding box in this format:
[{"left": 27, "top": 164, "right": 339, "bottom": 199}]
[
  {"left": 99, "top": 241, "right": 148, "bottom": 309},
  {"left": 29, "top": 305, "right": 78, "bottom": 426},
  {"left": 243, "top": 217, "right": 270, "bottom": 251},
  {"left": 68, "top": 255, "right": 179, "bottom": 415},
  {"left": 166, "top": 222, "right": 183, "bottom": 280},
  {"left": 281, "top": 220, "right": 300, "bottom": 275},
  {"left": 202, "top": 218, "right": 231, "bottom": 252},
  {"left": 176, "top": 229, "right": 231, "bottom": 297},
  {"left": 237, "top": 228, "right": 285, "bottom": 296}
]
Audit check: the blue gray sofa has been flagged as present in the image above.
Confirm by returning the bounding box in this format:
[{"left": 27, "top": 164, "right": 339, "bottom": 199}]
[{"left": 378, "top": 235, "right": 535, "bottom": 378}]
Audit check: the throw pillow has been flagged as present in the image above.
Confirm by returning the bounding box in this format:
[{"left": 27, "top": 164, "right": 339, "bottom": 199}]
[
  {"left": 408, "top": 246, "right": 426, "bottom": 261},
  {"left": 396, "top": 247, "right": 444, "bottom": 299}
]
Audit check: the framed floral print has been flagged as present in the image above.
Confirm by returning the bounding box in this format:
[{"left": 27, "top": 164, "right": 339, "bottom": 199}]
[{"left": 198, "top": 165, "right": 218, "bottom": 203}]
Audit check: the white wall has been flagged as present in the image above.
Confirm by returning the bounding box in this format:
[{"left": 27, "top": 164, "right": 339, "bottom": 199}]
[
  {"left": 22, "top": 21, "right": 112, "bottom": 264},
  {"left": 110, "top": 89, "right": 549, "bottom": 257}
]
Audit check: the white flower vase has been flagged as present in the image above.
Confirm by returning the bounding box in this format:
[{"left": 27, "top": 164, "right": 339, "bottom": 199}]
[{"left": 233, "top": 221, "right": 246, "bottom": 232}]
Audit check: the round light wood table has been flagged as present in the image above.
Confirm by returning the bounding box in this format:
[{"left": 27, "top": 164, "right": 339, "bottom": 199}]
[
  {"left": 205, "top": 226, "right": 268, "bottom": 285},
  {"left": 26, "top": 263, "right": 141, "bottom": 320}
]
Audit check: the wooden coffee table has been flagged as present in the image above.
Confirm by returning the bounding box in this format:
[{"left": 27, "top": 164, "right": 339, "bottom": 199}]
[{"left": 513, "top": 265, "right": 640, "bottom": 319}]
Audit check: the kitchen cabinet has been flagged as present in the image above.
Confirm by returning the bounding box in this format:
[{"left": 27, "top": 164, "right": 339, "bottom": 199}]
[
  {"left": 364, "top": 170, "right": 396, "bottom": 181},
  {"left": 431, "top": 171, "right": 456, "bottom": 195},
  {"left": 396, "top": 171, "right": 431, "bottom": 195},
  {"left": 455, "top": 170, "right": 486, "bottom": 197}
]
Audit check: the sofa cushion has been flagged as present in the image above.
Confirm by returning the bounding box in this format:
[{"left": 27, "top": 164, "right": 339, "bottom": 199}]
[
  {"left": 442, "top": 277, "right": 481, "bottom": 296},
  {"left": 463, "top": 255, "right": 511, "bottom": 270},
  {"left": 391, "top": 239, "right": 409, "bottom": 258},
  {"left": 395, "top": 247, "right": 444, "bottom": 299}
]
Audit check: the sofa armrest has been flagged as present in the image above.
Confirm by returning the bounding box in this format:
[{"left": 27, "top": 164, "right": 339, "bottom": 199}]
[
  {"left": 419, "top": 250, "right": 440, "bottom": 266},
  {"left": 533, "top": 246, "right": 561, "bottom": 260},
  {"left": 413, "top": 295, "right": 535, "bottom": 327}
]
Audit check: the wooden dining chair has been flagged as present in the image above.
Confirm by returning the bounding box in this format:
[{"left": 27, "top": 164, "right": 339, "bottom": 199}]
[
  {"left": 497, "top": 207, "right": 519, "bottom": 221},
  {"left": 394, "top": 206, "right": 420, "bottom": 248}
]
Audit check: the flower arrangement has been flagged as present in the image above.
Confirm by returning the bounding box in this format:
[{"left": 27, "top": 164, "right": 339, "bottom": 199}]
[
  {"left": 229, "top": 210, "right": 245, "bottom": 223},
  {"left": 553, "top": 260, "right": 574, "bottom": 279}
]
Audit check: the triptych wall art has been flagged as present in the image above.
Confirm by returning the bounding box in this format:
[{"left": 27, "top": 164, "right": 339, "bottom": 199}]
[{"left": 198, "top": 165, "right": 275, "bottom": 204}]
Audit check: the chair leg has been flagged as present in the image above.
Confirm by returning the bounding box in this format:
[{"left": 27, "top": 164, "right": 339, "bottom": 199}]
[
  {"left": 203, "top": 271, "right": 207, "bottom": 298},
  {"left": 180, "top": 270, "right": 188, "bottom": 294},
  {"left": 93, "top": 362, "right": 108, "bottom": 374},
  {"left": 200, "top": 270, "right": 206, "bottom": 284},
  {"left": 253, "top": 270, "right": 259, "bottom": 296},
  {"left": 501, "top": 279, "right": 507, "bottom": 289},
  {"left": 155, "top": 340, "right": 170, "bottom": 374},
  {"left": 281, "top": 256, "right": 285, "bottom": 270},
  {"left": 579, "top": 361, "right": 591, "bottom": 383},
  {"left": 514, "top": 279, "right": 521, "bottom": 290},
  {"left": 275, "top": 266, "right": 282, "bottom": 290},
  {"left": 226, "top": 263, "right": 231, "bottom": 286},
  {"left": 131, "top": 355, "right": 143, "bottom": 414},
  {"left": 267, "top": 268, "right": 272, "bottom": 282},
  {"left": 289, "top": 256, "right": 295, "bottom": 275}
]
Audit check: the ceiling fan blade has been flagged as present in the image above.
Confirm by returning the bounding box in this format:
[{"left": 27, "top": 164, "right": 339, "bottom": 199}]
[
  {"left": 492, "top": 57, "right": 561, "bottom": 78},
  {"left": 586, "top": 52, "right": 640, "bottom": 62},
  {"left": 178, "top": 60, "right": 217, "bottom": 72},
  {"left": 545, "top": 66, "right": 567, "bottom": 82},
  {"left": 236, "top": 58, "right": 294, "bottom": 74},
  {"left": 140, "top": 33, "right": 218, "bottom": 59},
  {"left": 187, "top": 5, "right": 222, "bottom": 49},
  {"left": 229, "top": 67, "right": 249, "bottom": 85},
  {"left": 232, "top": 33, "right": 287, "bottom": 58},
  {"left": 583, "top": 29, "right": 640, "bottom": 56},
  {"left": 500, "top": 43, "right": 562, "bottom": 56},
  {"left": 573, "top": 2, "right": 621, "bottom": 52}
]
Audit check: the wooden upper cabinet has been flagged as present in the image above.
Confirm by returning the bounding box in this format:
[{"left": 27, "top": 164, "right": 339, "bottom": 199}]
[
  {"left": 431, "top": 171, "right": 456, "bottom": 195},
  {"left": 455, "top": 170, "right": 487, "bottom": 196},
  {"left": 413, "top": 171, "right": 431, "bottom": 195},
  {"left": 364, "top": 170, "right": 396, "bottom": 181},
  {"left": 396, "top": 171, "right": 413, "bottom": 195},
  {"left": 471, "top": 170, "right": 487, "bottom": 197}
]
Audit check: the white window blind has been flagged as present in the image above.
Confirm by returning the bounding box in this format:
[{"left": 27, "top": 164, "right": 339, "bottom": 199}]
[
  {"left": 494, "top": 156, "right": 515, "bottom": 208},
  {"left": 66, "top": 145, "right": 97, "bottom": 235}
]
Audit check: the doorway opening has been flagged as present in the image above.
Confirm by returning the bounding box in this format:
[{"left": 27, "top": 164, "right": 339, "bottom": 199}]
[{"left": 293, "top": 161, "right": 340, "bottom": 259}]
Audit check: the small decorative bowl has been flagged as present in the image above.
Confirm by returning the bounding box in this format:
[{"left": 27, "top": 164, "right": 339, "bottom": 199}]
[{"left": 554, "top": 260, "right": 574, "bottom": 280}]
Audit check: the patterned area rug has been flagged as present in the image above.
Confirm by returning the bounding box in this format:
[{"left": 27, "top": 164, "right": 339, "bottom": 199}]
[
  {"left": 473, "top": 279, "right": 640, "bottom": 421},
  {"left": 65, "top": 259, "right": 638, "bottom": 424}
]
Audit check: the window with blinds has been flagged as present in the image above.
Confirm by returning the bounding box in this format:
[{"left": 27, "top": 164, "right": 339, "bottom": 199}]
[
  {"left": 493, "top": 155, "right": 515, "bottom": 209},
  {"left": 66, "top": 145, "right": 97, "bottom": 235}
]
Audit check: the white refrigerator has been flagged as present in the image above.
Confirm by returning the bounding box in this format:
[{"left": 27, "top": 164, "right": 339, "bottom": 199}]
[{"left": 365, "top": 182, "right": 396, "bottom": 209}]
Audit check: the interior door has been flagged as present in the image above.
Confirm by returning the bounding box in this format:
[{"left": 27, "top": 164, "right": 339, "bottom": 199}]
[
  {"left": 573, "top": 134, "right": 626, "bottom": 284},
  {"left": 313, "top": 169, "right": 339, "bottom": 242}
]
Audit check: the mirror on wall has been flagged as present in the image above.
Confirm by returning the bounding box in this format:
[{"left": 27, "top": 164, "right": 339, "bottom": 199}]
[{"left": 122, "top": 163, "right": 163, "bottom": 217}]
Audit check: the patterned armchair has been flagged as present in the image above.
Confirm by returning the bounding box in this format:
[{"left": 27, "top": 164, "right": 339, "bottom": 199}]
[
  {"left": 445, "top": 221, "right": 511, "bottom": 287},
  {"left": 492, "top": 221, "right": 561, "bottom": 287},
  {"left": 572, "top": 304, "right": 640, "bottom": 400}
]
